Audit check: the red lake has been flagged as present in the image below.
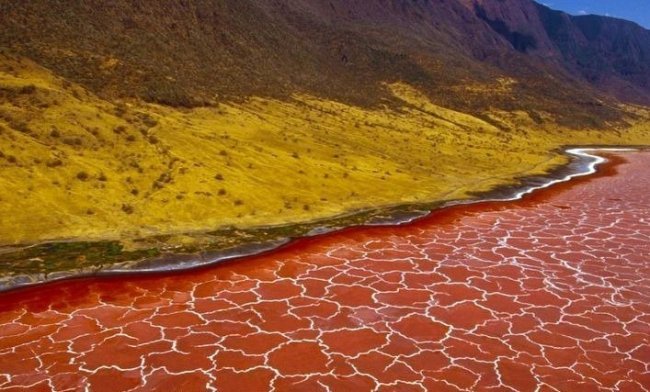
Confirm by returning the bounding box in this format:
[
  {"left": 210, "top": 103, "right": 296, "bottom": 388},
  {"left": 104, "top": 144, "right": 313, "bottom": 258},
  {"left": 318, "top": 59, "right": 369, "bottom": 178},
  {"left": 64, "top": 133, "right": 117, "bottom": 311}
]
[{"left": 1, "top": 150, "right": 649, "bottom": 391}]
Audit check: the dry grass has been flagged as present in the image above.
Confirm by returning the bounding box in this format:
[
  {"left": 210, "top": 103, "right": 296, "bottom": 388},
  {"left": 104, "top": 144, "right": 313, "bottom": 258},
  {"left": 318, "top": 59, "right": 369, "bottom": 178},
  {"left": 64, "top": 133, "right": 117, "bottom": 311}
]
[{"left": 1, "top": 55, "right": 649, "bottom": 246}]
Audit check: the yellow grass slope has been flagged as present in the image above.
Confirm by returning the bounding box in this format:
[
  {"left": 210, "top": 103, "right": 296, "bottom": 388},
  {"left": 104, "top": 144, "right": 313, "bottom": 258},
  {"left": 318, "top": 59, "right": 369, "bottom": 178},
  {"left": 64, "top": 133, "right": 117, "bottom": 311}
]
[{"left": 1, "top": 54, "right": 649, "bottom": 245}]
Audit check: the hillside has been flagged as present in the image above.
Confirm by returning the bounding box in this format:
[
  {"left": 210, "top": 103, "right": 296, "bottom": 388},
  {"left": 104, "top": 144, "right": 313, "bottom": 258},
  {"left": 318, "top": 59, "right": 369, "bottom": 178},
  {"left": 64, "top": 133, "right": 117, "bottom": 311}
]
[
  {"left": 472, "top": 0, "right": 650, "bottom": 103},
  {"left": 3, "top": 0, "right": 649, "bottom": 124},
  {"left": 0, "top": 0, "right": 649, "bottom": 252}
]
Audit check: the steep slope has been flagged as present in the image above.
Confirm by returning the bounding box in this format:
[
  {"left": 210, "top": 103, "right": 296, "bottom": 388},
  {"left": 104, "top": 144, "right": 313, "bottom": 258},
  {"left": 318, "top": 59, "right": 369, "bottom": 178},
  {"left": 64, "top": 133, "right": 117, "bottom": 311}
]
[
  {"left": 1, "top": 52, "right": 649, "bottom": 247},
  {"left": 2, "top": 0, "right": 645, "bottom": 124},
  {"left": 471, "top": 0, "right": 650, "bottom": 103}
]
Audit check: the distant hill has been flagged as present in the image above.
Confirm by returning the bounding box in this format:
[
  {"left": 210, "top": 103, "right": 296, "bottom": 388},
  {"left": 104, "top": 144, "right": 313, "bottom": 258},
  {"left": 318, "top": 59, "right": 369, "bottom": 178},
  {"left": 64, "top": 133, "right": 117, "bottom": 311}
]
[
  {"left": 1, "top": 0, "right": 649, "bottom": 126},
  {"left": 472, "top": 0, "right": 650, "bottom": 104}
]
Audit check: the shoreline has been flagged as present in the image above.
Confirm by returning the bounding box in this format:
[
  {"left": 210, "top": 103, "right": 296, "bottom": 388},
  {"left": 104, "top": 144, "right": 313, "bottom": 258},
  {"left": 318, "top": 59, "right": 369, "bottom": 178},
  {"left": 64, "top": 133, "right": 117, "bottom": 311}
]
[{"left": 0, "top": 146, "right": 641, "bottom": 293}]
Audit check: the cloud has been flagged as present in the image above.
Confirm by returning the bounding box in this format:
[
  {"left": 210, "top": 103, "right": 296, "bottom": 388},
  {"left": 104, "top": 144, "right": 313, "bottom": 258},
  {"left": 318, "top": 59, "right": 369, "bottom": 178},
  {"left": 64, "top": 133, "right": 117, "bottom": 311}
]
[{"left": 578, "top": 10, "right": 588, "bottom": 15}]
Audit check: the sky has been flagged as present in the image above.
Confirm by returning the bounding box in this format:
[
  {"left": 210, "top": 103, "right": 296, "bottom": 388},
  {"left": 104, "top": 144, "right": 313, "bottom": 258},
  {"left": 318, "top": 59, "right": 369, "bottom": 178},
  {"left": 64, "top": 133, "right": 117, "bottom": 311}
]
[{"left": 537, "top": 0, "right": 650, "bottom": 29}]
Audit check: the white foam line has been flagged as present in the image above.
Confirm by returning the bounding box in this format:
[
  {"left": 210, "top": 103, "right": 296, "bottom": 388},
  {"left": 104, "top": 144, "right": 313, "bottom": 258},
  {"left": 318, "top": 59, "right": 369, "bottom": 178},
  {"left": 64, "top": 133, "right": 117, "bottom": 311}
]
[
  {"left": 298, "top": 147, "right": 637, "bottom": 226},
  {"left": 505, "top": 148, "right": 606, "bottom": 201},
  {"left": 448, "top": 147, "right": 638, "bottom": 206}
]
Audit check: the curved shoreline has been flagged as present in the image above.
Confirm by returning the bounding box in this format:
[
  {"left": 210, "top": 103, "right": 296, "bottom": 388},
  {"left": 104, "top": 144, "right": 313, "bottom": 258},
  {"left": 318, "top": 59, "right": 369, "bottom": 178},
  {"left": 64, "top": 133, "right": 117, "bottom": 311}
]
[{"left": 0, "top": 146, "right": 640, "bottom": 293}]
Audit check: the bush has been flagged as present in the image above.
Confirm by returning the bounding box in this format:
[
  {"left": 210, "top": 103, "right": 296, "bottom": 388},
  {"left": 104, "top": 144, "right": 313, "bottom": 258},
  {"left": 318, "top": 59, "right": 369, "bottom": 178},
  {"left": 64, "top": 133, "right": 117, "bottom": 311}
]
[
  {"left": 121, "top": 204, "right": 134, "bottom": 214},
  {"left": 46, "top": 159, "right": 63, "bottom": 168},
  {"left": 62, "top": 137, "right": 82, "bottom": 146},
  {"left": 10, "top": 120, "right": 30, "bottom": 134},
  {"left": 142, "top": 81, "right": 196, "bottom": 108},
  {"left": 19, "top": 85, "right": 36, "bottom": 94},
  {"left": 114, "top": 104, "right": 127, "bottom": 117},
  {"left": 140, "top": 114, "right": 158, "bottom": 128},
  {"left": 76, "top": 171, "right": 89, "bottom": 181}
]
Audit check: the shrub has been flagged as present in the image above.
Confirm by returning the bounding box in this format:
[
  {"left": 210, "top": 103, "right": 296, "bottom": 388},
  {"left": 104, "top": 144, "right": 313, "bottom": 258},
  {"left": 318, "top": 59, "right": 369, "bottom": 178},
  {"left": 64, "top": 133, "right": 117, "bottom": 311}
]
[
  {"left": 157, "top": 173, "right": 172, "bottom": 184},
  {"left": 19, "top": 85, "right": 36, "bottom": 94},
  {"left": 140, "top": 114, "right": 158, "bottom": 128},
  {"left": 46, "top": 159, "right": 63, "bottom": 168},
  {"left": 11, "top": 120, "right": 30, "bottom": 134},
  {"left": 121, "top": 204, "right": 134, "bottom": 214},
  {"left": 62, "top": 137, "right": 82, "bottom": 146},
  {"left": 76, "top": 171, "right": 89, "bottom": 181},
  {"left": 114, "top": 104, "right": 127, "bottom": 117},
  {"left": 142, "top": 81, "right": 196, "bottom": 108}
]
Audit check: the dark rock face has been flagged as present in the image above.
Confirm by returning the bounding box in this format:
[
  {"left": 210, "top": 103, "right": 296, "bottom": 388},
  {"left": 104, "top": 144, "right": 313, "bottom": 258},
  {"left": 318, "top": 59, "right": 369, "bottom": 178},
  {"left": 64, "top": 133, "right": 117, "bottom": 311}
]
[
  {"left": 474, "top": 4, "right": 538, "bottom": 53},
  {"left": 1, "top": 0, "right": 648, "bottom": 121},
  {"left": 550, "top": 12, "right": 650, "bottom": 101},
  {"left": 472, "top": 0, "right": 650, "bottom": 103}
]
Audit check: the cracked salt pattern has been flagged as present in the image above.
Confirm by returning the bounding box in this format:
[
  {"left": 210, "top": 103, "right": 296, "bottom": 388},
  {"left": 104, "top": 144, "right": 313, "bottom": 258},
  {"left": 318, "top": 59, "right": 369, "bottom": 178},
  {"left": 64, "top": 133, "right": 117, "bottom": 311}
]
[{"left": 0, "top": 151, "right": 649, "bottom": 392}]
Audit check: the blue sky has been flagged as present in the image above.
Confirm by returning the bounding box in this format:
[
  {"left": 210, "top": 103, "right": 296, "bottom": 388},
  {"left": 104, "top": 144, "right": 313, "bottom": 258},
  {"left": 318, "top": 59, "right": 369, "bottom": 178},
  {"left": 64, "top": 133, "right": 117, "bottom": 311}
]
[{"left": 537, "top": 0, "right": 650, "bottom": 29}]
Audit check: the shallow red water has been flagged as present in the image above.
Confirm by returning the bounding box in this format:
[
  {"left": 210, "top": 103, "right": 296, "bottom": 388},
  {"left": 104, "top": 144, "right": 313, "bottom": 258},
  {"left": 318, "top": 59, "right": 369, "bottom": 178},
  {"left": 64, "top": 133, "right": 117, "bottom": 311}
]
[{"left": 1, "top": 151, "right": 650, "bottom": 392}]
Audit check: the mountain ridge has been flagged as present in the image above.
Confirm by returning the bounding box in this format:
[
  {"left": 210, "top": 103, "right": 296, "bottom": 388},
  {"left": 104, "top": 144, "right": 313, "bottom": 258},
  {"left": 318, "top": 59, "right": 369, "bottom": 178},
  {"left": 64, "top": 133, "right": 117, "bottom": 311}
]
[
  {"left": 1, "top": 0, "right": 649, "bottom": 125},
  {"left": 473, "top": 0, "right": 650, "bottom": 104}
]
